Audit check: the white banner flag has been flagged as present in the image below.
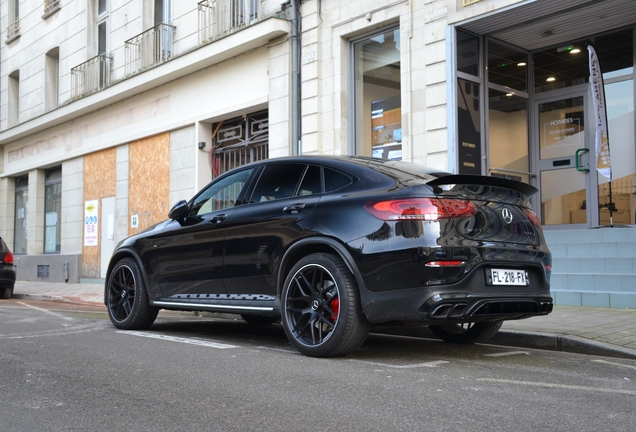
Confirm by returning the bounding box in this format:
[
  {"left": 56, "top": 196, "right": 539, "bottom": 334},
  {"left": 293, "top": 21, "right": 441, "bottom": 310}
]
[{"left": 587, "top": 43, "right": 612, "bottom": 180}]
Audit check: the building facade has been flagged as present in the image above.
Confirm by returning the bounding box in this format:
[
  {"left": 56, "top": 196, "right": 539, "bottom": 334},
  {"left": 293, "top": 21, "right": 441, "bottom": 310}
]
[{"left": 1, "top": 0, "right": 635, "bottom": 307}]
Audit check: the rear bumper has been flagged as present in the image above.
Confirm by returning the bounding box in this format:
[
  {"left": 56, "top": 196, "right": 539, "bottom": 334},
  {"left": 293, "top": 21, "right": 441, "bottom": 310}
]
[{"left": 360, "top": 264, "right": 552, "bottom": 324}]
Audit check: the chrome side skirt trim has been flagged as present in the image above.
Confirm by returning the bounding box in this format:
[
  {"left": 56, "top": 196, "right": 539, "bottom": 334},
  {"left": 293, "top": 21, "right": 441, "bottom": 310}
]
[{"left": 152, "top": 300, "right": 274, "bottom": 312}]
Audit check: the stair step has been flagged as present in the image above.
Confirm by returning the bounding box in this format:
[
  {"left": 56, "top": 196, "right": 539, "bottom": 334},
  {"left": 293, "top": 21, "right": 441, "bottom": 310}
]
[
  {"left": 552, "top": 289, "right": 636, "bottom": 308},
  {"left": 552, "top": 257, "right": 636, "bottom": 274},
  {"left": 544, "top": 227, "right": 636, "bottom": 245},
  {"left": 550, "top": 273, "right": 636, "bottom": 291}
]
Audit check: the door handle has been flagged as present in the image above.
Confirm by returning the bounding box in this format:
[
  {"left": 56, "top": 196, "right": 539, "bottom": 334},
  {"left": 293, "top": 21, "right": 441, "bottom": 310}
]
[
  {"left": 210, "top": 214, "right": 227, "bottom": 224},
  {"left": 575, "top": 148, "right": 590, "bottom": 172},
  {"left": 283, "top": 203, "right": 306, "bottom": 214}
]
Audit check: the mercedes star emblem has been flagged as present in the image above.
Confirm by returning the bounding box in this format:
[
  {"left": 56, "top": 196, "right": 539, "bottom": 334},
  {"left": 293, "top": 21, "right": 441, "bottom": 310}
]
[{"left": 502, "top": 207, "right": 513, "bottom": 224}]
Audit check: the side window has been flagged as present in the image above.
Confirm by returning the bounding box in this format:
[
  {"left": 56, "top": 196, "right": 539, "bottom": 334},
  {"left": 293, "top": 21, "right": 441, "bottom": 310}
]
[
  {"left": 249, "top": 164, "right": 306, "bottom": 203},
  {"left": 189, "top": 168, "right": 253, "bottom": 217},
  {"left": 324, "top": 168, "right": 353, "bottom": 192},
  {"left": 298, "top": 165, "right": 322, "bottom": 196}
]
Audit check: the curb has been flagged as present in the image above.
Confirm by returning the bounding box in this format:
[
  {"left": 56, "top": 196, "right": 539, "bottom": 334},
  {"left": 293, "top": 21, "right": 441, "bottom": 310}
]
[
  {"left": 12, "top": 293, "right": 71, "bottom": 303},
  {"left": 491, "top": 330, "right": 636, "bottom": 360},
  {"left": 372, "top": 326, "right": 636, "bottom": 361}
]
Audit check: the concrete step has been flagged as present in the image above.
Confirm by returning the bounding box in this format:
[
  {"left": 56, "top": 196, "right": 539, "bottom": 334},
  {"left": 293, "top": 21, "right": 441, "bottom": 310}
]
[
  {"left": 550, "top": 272, "right": 636, "bottom": 293},
  {"left": 552, "top": 257, "right": 636, "bottom": 274},
  {"left": 544, "top": 227, "right": 636, "bottom": 245},
  {"left": 552, "top": 289, "right": 636, "bottom": 308}
]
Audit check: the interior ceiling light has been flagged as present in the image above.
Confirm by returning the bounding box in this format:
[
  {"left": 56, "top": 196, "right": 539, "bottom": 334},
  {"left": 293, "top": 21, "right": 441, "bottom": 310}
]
[
  {"left": 570, "top": 48, "right": 581, "bottom": 54},
  {"left": 517, "top": 62, "right": 527, "bottom": 66},
  {"left": 546, "top": 77, "right": 556, "bottom": 82},
  {"left": 506, "top": 93, "right": 513, "bottom": 97},
  {"left": 557, "top": 44, "right": 574, "bottom": 53}
]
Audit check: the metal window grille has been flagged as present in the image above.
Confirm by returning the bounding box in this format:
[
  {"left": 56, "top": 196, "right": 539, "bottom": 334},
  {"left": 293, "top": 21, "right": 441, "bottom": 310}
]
[
  {"left": 37, "top": 265, "right": 50, "bottom": 279},
  {"left": 198, "top": 0, "right": 260, "bottom": 45},
  {"left": 71, "top": 54, "right": 111, "bottom": 100},
  {"left": 125, "top": 23, "right": 176, "bottom": 78},
  {"left": 212, "top": 111, "right": 269, "bottom": 177}
]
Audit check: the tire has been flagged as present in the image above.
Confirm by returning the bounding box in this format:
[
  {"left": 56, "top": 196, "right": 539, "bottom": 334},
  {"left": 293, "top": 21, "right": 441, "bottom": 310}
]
[
  {"left": 281, "top": 253, "right": 370, "bottom": 357},
  {"left": 1, "top": 286, "right": 13, "bottom": 299},
  {"left": 429, "top": 321, "right": 503, "bottom": 344},
  {"left": 106, "top": 257, "right": 159, "bottom": 330},
  {"left": 241, "top": 314, "right": 279, "bottom": 325}
]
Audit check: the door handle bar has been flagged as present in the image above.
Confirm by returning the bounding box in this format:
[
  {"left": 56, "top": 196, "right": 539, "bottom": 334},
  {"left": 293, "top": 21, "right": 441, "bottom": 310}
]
[
  {"left": 575, "top": 148, "right": 590, "bottom": 172},
  {"left": 283, "top": 203, "right": 306, "bottom": 214}
]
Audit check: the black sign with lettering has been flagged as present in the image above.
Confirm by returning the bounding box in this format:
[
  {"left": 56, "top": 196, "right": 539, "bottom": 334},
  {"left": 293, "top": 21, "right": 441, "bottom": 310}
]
[{"left": 457, "top": 79, "right": 482, "bottom": 175}]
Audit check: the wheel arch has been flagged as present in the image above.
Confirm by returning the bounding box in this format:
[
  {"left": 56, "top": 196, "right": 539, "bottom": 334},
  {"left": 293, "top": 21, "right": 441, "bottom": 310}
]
[
  {"left": 103, "top": 248, "right": 150, "bottom": 305},
  {"left": 277, "top": 237, "right": 367, "bottom": 297}
]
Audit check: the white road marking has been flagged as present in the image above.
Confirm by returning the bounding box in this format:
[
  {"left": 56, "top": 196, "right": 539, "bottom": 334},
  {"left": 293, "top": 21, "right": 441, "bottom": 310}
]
[
  {"left": 352, "top": 360, "right": 449, "bottom": 369},
  {"left": 255, "top": 346, "right": 299, "bottom": 354},
  {"left": 117, "top": 331, "right": 239, "bottom": 349},
  {"left": 592, "top": 359, "right": 636, "bottom": 370},
  {"left": 477, "top": 378, "right": 636, "bottom": 396},
  {"left": 17, "top": 301, "right": 74, "bottom": 321},
  {"left": 484, "top": 350, "right": 530, "bottom": 357}
]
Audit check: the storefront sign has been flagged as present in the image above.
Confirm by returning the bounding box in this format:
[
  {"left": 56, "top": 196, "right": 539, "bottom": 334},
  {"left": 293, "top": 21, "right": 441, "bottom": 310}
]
[
  {"left": 543, "top": 116, "right": 581, "bottom": 147},
  {"left": 84, "top": 200, "right": 99, "bottom": 247},
  {"left": 457, "top": 79, "right": 482, "bottom": 175}
]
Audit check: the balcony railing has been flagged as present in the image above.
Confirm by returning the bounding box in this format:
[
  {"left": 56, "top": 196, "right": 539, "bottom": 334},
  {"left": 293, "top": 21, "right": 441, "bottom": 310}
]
[
  {"left": 6, "top": 19, "right": 20, "bottom": 40},
  {"left": 125, "top": 23, "right": 176, "bottom": 78},
  {"left": 44, "top": 0, "right": 61, "bottom": 16},
  {"left": 198, "top": 0, "right": 260, "bottom": 45},
  {"left": 71, "top": 54, "right": 111, "bottom": 100}
]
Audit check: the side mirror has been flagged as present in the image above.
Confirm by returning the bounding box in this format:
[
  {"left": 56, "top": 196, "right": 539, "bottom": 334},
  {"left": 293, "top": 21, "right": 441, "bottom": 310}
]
[{"left": 168, "top": 200, "right": 189, "bottom": 220}]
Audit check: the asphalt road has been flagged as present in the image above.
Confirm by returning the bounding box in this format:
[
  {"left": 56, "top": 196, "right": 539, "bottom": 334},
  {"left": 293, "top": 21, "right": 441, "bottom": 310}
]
[{"left": 1, "top": 299, "right": 635, "bottom": 431}]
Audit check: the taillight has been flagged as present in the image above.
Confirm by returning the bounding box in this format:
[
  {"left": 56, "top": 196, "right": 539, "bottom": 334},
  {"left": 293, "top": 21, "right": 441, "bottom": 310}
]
[
  {"left": 4, "top": 251, "right": 14, "bottom": 264},
  {"left": 426, "top": 261, "right": 465, "bottom": 267},
  {"left": 365, "top": 198, "right": 476, "bottom": 221},
  {"left": 524, "top": 208, "right": 541, "bottom": 227}
]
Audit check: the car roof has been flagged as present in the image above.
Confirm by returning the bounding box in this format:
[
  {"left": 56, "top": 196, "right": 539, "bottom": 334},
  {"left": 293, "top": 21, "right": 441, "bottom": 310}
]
[{"left": 250, "top": 155, "right": 451, "bottom": 183}]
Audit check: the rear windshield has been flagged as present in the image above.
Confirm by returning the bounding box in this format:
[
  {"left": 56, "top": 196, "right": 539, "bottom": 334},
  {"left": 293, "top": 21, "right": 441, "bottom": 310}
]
[{"left": 361, "top": 158, "right": 450, "bottom": 184}]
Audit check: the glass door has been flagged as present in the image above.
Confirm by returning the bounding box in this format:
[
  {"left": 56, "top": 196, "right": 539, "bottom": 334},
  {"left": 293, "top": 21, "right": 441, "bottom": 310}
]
[{"left": 535, "top": 92, "right": 598, "bottom": 227}]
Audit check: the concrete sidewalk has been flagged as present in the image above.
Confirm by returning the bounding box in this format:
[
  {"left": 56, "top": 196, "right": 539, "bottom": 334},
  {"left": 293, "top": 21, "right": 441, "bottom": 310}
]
[{"left": 10, "top": 280, "right": 636, "bottom": 360}]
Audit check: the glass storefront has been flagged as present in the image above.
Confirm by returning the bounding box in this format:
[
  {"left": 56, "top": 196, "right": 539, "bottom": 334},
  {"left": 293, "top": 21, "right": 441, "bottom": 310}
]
[
  {"left": 13, "top": 176, "right": 28, "bottom": 254},
  {"left": 352, "top": 27, "right": 401, "bottom": 159},
  {"left": 458, "top": 26, "right": 635, "bottom": 227},
  {"left": 44, "top": 168, "right": 62, "bottom": 253}
]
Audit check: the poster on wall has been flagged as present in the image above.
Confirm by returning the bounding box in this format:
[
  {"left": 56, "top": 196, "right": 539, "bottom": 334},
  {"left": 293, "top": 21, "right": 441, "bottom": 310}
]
[
  {"left": 457, "top": 78, "right": 482, "bottom": 175},
  {"left": 84, "top": 200, "right": 99, "bottom": 247},
  {"left": 44, "top": 212, "right": 57, "bottom": 253}
]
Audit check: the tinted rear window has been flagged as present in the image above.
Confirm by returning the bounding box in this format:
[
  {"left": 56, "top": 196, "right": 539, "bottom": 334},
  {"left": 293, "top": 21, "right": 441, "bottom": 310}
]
[{"left": 324, "top": 168, "right": 353, "bottom": 192}]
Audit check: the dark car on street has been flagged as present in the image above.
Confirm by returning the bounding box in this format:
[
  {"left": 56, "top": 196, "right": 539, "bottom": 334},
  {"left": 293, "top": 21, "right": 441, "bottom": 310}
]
[
  {"left": 0, "top": 237, "right": 16, "bottom": 299},
  {"left": 104, "top": 156, "right": 553, "bottom": 357}
]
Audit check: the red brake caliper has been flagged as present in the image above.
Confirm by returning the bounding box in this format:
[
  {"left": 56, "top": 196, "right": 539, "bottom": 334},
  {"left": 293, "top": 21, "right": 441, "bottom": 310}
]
[{"left": 330, "top": 297, "right": 339, "bottom": 321}]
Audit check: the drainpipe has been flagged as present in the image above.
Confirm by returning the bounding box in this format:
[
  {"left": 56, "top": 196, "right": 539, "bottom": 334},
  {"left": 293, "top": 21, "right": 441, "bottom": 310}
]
[{"left": 291, "top": 0, "right": 301, "bottom": 155}]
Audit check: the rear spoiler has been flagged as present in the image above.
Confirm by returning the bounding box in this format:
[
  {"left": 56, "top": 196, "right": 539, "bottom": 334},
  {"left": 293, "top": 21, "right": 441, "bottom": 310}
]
[{"left": 427, "top": 175, "right": 538, "bottom": 197}]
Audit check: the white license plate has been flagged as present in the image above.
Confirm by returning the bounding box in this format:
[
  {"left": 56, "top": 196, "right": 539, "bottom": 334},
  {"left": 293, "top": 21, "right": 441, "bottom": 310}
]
[{"left": 486, "top": 268, "right": 528, "bottom": 286}]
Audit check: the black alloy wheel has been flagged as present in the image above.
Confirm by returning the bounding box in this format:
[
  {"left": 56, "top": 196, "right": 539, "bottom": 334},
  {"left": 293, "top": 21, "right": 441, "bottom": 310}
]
[
  {"left": 429, "top": 321, "right": 503, "bottom": 344},
  {"left": 281, "top": 253, "right": 370, "bottom": 357},
  {"left": 106, "top": 257, "right": 158, "bottom": 330}
]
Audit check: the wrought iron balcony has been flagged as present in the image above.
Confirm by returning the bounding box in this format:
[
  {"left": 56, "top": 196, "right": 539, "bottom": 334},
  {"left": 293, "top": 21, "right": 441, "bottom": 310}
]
[
  {"left": 43, "top": 0, "right": 61, "bottom": 17},
  {"left": 71, "top": 54, "right": 111, "bottom": 100},
  {"left": 198, "top": 0, "right": 260, "bottom": 45},
  {"left": 125, "top": 23, "right": 176, "bottom": 77},
  {"left": 6, "top": 19, "right": 20, "bottom": 41}
]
